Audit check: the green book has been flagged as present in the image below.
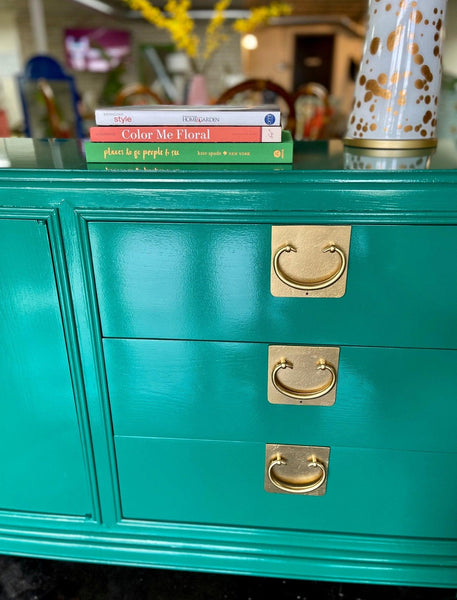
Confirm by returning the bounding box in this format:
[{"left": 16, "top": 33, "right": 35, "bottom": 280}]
[
  {"left": 86, "top": 162, "right": 293, "bottom": 172},
  {"left": 84, "top": 130, "right": 293, "bottom": 164}
]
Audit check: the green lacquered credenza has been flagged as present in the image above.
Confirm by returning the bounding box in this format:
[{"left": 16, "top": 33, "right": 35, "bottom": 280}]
[{"left": 0, "top": 137, "right": 457, "bottom": 587}]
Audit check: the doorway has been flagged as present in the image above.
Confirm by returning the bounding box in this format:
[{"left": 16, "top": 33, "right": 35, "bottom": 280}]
[{"left": 293, "top": 35, "right": 334, "bottom": 91}]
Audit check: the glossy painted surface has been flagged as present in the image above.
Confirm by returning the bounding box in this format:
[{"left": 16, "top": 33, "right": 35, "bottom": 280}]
[
  {"left": 104, "top": 339, "right": 457, "bottom": 453},
  {"left": 90, "top": 222, "right": 457, "bottom": 349},
  {"left": 0, "top": 219, "right": 91, "bottom": 516},
  {"left": 115, "top": 436, "right": 457, "bottom": 539},
  {"left": 1, "top": 149, "right": 457, "bottom": 586}
]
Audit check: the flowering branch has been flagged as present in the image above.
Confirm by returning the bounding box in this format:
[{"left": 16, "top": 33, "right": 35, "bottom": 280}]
[
  {"left": 233, "top": 2, "right": 292, "bottom": 34},
  {"left": 125, "top": 0, "right": 199, "bottom": 57},
  {"left": 202, "top": 0, "right": 230, "bottom": 63},
  {"left": 123, "top": 0, "right": 291, "bottom": 72}
]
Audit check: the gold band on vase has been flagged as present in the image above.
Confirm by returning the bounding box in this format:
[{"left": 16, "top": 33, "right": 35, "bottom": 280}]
[
  {"left": 343, "top": 138, "right": 438, "bottom": 150},
  {"left": 344, "top": 146, "right": 436, "bottom": 159}
]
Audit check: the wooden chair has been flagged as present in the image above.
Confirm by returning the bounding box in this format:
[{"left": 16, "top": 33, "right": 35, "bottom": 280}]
[
  {"left": 17, "top": 55, "right": 84, "bottom": 139},
  {"left": 114, "top": 83, "right": 166, "bottom": 106},
  {"left": 291, "top": 82, "right": 332, "bottom": 140},
  {"left": 214, "top": 78, "right": 296, "bottom": 136},
  {"left": 35, "top": 78, "right": 73, "bottom": 138}
]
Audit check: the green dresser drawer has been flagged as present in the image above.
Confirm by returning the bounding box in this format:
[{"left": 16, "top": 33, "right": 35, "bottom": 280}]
[
  {"left": 89, "top": 222, "right": 457, "bottom": 348},
  {"left": 104, "top": 339, "right": 457, "bottom": 453},
  {"left": 115, "top": 436, "right": 457, "bottom": 539}
]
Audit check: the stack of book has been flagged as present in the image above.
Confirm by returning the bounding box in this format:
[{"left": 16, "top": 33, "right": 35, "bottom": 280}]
[{"left": 84, "top": 105, "right": 293, "bottom": 168}]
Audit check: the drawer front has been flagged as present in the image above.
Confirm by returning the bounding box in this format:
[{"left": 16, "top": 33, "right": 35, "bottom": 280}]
[
  {"left": 115, "top": 436, "right": 457, "bottom": 539},
  {"left": 104, "top": 339, "right": 457, "bottom": 453},
  {"left": 89, "top": 222, "right": 457, "bottom": 348}
]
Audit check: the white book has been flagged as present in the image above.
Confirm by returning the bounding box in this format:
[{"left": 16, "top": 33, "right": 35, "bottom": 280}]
[{"left": 95, "top": 104, "right": 282, "bottom": 127}]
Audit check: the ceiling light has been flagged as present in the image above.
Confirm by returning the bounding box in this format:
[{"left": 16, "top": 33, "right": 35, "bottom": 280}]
[{"left": 241, "top": 34, "right": 258, "bottom": 50}]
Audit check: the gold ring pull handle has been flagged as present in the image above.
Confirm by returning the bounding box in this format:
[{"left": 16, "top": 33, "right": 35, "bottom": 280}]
[
  {"left": 271, "top": 358, "right": 336, "bottom": 401},
  {"left": 273, "top": 243, "right": 347, "bottom": 291},
  {"left": 267, "top": 453, "right": 327, "bottom": 494}
]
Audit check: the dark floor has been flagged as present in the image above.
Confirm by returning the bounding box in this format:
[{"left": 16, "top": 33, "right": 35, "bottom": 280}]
[{"left": 0, "top": 555, "right": 455, "bottom": 600}]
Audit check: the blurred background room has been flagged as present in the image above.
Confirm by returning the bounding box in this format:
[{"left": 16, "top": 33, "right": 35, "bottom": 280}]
[{"left": 0, "top": 0, "right": 455, "bottom": 143}]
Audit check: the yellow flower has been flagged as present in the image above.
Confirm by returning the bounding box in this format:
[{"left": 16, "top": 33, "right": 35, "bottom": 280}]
[
  {"left": 123, "top": 0, "right": 292, "bottom": 70},
  {"left": 233, "top": 3, "right": 292, "bottom": 34},
  {"left": 124, "top": 0, "right": 199, "bottom": 56},
  {"left": 202, "top": 0, "right": 230, "bottom": 61}
]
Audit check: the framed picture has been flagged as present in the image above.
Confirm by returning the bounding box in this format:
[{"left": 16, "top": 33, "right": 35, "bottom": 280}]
[{"left": 64, "top": 28, "right": 130, "bottom": 73}]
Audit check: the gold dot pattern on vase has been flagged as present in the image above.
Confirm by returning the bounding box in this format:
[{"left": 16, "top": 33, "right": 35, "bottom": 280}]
[
  {"left": 410, "top": 10, "right": 423, "bottom": 23},
  {"left": 387, "top": 25, "right": 404, "bottom": 51},
  {"left": 346, "top": 0, "right": 447, "bottom": 144},
  {"left": 398, "top": 90, "right": 407, "bottom": 106},
  {"left": 370, "top": 37, "right": 381, "bottom": 54},
  {"left": 366, "top": 79, "right": 392, "bottom": 100},
  {"left": 391, "top": 72, "right": 400, "bottom": 83}
]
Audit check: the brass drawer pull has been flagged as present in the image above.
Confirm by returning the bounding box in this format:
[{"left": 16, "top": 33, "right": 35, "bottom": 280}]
[
  {"left": 268, "top": 346, "right": 340, "bottom": 406},
  {"left": 271, "top": 358, "right": 336, "bottom": 401},
  {"left": 265, "top": 444, "right": 330, "bottom": 495},
  {"left": 273, "top": 243, "right": 347, "bottom": 291},
  {"left": 267, "top": 452, "right": 327, "bottom": 494}
]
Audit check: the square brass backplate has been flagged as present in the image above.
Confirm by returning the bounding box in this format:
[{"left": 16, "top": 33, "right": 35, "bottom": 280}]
[
  {"left": 271, "top": 225, "right": 352, "bottom": 298},
  {"left": 265, "top": 444, "right": 330, "bottom": 496},
  {"left": 268, "top": 345, "right": 340, "bottom": 406}
]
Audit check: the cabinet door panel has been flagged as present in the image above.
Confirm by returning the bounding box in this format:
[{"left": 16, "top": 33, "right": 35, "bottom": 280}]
[
  {"left": 115, "top": 436, "right": 457, "bottom": 539},
  {"left": 89, "top": 222, "right": 457, "bottom": 349},
  {"left": 0, "top": 219, "right": 91, "bottom": 516}
]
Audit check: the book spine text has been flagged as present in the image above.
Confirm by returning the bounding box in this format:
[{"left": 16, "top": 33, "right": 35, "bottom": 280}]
[
  {"left": 89, "top": 126, "right": 282, "bottom": 143},
  {"left": 94, "top": 109, "right": 281, "bottom": 127},
  {"left": 84, "top": 136, "right": 293, "bottom": 164}
]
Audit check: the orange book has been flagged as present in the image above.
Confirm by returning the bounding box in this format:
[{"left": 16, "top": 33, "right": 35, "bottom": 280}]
[{"left": 89, "top": 125, "right": 282, "bottom": 143}]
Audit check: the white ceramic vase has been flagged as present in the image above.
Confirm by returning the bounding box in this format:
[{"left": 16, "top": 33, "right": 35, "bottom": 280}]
[{"left": 345, "top": 0, "right": 448, "bottom": 148}]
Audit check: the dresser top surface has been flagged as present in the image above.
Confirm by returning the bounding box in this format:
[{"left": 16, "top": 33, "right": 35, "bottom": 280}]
[{"left": 1, "top": 137, "right": 457, "bottom": 176}]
